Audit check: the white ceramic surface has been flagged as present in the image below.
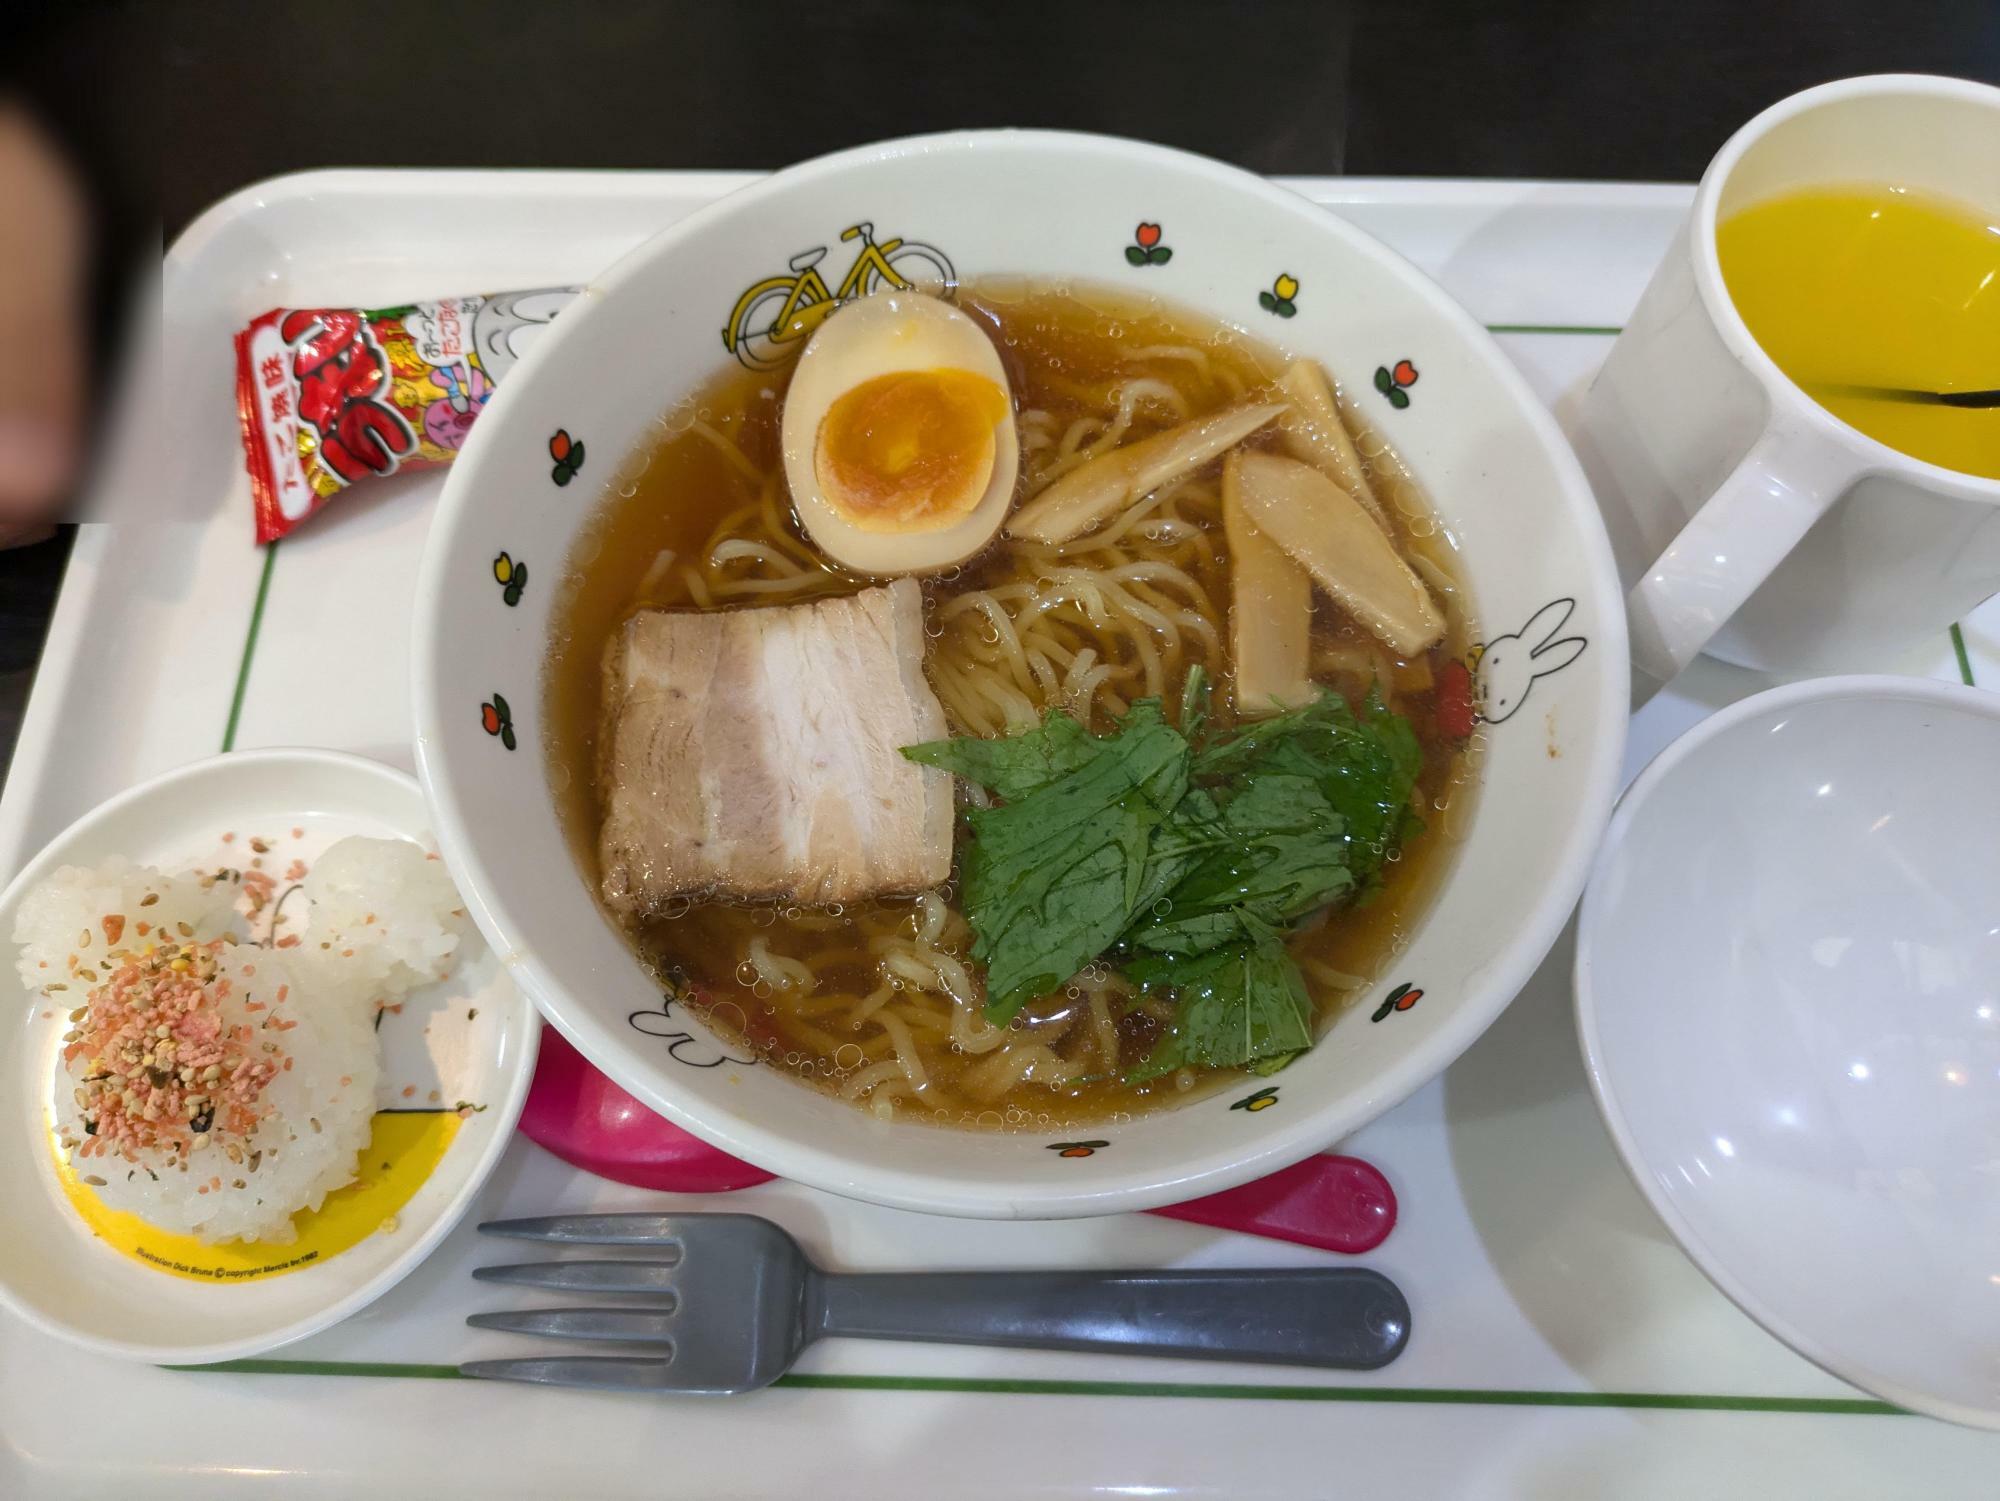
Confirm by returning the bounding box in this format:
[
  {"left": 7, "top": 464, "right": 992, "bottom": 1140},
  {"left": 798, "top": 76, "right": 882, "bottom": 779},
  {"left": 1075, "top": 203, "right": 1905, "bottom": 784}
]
[
  {"left": 0, "top": 750, "right": 538, "bottom": 1363},
  {"left": 1574, "top": 75, "right": 2000, "bottom": 690},
  {"left": 1576, "top": 677, "right": 2000, "bottom": 1428},
  {"left": 413, "top": 131, "right": 1629, "bottom": 1218}
]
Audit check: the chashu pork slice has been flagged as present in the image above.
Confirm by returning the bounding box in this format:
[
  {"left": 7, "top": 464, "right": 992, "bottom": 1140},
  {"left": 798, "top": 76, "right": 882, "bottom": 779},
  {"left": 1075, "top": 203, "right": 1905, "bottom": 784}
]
[{"left": 597, "top": 578, "right": 954, "bottom": 913}]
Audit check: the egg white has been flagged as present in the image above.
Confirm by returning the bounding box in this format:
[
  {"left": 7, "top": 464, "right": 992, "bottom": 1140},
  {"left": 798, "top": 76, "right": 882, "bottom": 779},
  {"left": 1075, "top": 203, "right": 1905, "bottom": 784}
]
[{"left": 780, "top": 291, "right": 1018, "bottom": 576}]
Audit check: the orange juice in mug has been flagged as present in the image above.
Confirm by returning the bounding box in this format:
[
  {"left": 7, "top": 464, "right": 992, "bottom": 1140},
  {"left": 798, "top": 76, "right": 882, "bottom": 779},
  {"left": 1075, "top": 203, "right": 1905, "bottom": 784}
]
[
  {"left": 1717, "top": 184, "right": 2000, "bottom": 481},
  {"left": 1576, "top": 75, "right": 2000, "bottom": 692}
]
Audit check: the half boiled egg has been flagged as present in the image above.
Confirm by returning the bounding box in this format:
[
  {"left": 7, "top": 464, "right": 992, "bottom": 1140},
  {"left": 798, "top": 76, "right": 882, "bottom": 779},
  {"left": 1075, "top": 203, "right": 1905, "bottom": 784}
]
[{"left": 780, "top": 291, "right": 1017, "bottom": 575}]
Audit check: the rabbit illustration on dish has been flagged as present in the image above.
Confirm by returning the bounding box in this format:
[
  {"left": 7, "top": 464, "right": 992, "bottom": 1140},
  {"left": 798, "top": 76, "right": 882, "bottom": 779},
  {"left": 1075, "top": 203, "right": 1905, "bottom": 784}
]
[
  {"left": 628, "top": 981, "right": 756, "bottom": 1070},
  {"left": 1474, "top": 598, "right": 1588, "bottom": 723}
]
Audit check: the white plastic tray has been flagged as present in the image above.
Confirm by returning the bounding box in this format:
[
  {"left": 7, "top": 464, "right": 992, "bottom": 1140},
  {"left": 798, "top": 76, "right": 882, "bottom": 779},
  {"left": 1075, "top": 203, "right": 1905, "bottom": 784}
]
[{"left": 2, "top": 170, "right": 1994, "bottom": 1499}]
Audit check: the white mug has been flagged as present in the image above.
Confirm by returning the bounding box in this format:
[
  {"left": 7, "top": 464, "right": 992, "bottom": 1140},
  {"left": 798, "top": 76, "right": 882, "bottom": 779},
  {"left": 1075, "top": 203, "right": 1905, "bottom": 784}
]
[{"left": 1574, "top": 75, "right": 2000, "bottom": 698}]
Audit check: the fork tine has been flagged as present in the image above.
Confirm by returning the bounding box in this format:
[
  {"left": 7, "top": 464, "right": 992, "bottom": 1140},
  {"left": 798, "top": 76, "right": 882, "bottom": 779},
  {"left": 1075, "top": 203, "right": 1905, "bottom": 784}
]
[
  {"left": 460, "top": 1356, "right": 693, "bottom": 1393},
  {"left": 468, "top": 1306, "right": 679, "bottom": 1342},
  {"left": 472, "top": 1259, "right": 680, "bottom": 1294},
  {"left": 479, "top": 1213, "right": 691, "bottom": 1244}
]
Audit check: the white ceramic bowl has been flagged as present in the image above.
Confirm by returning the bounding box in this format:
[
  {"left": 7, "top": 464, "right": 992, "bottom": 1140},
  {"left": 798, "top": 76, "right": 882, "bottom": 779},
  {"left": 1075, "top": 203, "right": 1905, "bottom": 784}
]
[
  {"left": 0, "top": 750, "right": 537, "bottom": 1363},
  {"left": 414, "top": 130, "right": 1628, "bottom": 1217},
  {"left": 1576, "top": 677, "right": 2000, "bottom": 1428}
]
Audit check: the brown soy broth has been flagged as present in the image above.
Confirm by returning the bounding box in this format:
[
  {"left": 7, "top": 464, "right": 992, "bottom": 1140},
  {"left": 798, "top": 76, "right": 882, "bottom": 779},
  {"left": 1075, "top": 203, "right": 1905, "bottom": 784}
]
[{"left": 545, "top": 280, "right": 1477, "bottom": 1130}]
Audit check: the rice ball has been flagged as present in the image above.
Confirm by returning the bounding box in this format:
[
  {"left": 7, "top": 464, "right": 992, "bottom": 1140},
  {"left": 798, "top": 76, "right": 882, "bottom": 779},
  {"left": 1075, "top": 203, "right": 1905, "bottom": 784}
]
[
  {"left": 296, "top": 837, "right": 470, "bottom": 1004},
  {"left": 23, "top": 836, "right": 473, "bottom": 1246}
]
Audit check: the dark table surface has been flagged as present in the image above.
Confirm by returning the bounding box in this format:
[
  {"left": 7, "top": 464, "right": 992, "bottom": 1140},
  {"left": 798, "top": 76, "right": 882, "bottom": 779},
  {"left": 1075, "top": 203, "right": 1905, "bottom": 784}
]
[{"left": 3, "top": 0, "right": 1997, "bottom": 790}]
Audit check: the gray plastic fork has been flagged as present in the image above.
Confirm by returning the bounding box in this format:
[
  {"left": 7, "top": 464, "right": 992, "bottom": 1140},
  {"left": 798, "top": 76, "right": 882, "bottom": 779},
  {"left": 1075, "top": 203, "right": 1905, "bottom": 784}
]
[{"left": 462, "top": 1212, "right": 1410, "bottom": 1395}]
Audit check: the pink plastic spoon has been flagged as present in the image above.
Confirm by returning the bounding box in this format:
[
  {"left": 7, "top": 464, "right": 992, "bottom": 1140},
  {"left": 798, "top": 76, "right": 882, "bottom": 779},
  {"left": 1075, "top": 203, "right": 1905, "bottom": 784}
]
[
  {"left": 521, "top": 1028, "right": 1396, "bottom": 1253},
  {"left": 521, "top": 1026, "right": 776, "bottom": 1192}
]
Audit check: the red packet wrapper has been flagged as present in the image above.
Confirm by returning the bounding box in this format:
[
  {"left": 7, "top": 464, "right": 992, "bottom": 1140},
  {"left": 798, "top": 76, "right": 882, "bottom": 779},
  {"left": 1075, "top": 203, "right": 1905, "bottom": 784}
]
[{"left": 233, "top": 288, "right": 578, "bottom": 543}]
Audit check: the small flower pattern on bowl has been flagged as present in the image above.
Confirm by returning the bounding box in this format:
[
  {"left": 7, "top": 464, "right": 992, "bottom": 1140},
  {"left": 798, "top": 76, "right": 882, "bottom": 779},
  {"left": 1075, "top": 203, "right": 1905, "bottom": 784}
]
[
  {"left": 1374, "top": 359, "right": 1419, "bottom": 409},
  {"left": 1259, "top": 273, "right": 1299, "bottom": 317},
  {"left": 1370, "top": 981, "right": 1423, "bottom": 1022},
  {"left": 1124, "top": 222, "right": 1172, "bottom": 266},
  {"left": 1049, "top": 1140, "right": 1110, "bottom": 1158},
  {"left": 480, "top": 693, "right": 517, "bottom": 751},
  {"left": 1231, "top": 1087, "right": 1280, "bottom": 1112},
  {"left": 549, "top": 428, "right": 585, "bottom": 486},
  {"left": 493, "top": 552, "right": 528, "bottom": 607}
]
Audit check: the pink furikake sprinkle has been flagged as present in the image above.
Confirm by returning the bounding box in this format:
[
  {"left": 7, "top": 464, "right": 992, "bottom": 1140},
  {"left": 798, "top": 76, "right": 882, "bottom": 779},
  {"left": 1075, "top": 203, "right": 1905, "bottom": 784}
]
[
  {"left": 241, "top": 868, "right": 278, "bottom": 915},
  {"left": 62, "top": 939, "right": 285, "bottom": 1166}
]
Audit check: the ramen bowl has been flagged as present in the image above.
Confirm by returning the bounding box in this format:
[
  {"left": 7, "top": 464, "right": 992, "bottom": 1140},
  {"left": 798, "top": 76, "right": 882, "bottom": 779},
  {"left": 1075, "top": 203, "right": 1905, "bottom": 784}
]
[{"left": 413, "top": 131, "right": 1628, "bottom": 1216}]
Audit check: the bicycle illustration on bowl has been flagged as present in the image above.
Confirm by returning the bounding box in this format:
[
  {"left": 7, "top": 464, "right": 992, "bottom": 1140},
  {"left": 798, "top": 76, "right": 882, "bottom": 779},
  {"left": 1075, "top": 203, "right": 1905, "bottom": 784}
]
[{"left": 721, "top": 222, "right": 957, "bottom": 370}]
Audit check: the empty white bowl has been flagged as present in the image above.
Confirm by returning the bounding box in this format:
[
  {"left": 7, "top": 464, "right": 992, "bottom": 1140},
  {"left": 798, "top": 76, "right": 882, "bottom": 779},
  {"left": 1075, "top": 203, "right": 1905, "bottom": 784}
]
[{"left": 1576, "top": 676, "right": 2000, "bottom": 1428}]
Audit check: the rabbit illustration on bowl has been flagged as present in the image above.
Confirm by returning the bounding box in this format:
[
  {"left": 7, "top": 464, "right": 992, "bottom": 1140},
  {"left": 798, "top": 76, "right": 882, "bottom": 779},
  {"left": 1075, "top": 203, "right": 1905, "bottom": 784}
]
[{"left": 1475, "top": 599, "right": 1588, "bottom": 723}]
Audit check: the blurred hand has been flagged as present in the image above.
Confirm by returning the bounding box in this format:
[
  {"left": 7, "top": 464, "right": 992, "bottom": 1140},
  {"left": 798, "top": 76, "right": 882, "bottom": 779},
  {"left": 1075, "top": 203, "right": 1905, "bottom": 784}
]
[{"left": 0, "top": 103, "right": 86, "bottom": 549}]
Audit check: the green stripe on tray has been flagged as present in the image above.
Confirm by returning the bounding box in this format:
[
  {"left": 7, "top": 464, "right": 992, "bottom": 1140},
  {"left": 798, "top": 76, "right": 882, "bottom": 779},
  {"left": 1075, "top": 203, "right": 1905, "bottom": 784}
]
[
  {"left": 221, "top": 542, "right": 281, "bottom": 753},
  {"left": 168, "top": 1360, "right": 1904, "bottom": 1414},
  {"left": 1483, "top": 323, "right": 1624, "bottom": 336},
  {"left": 174, "top": 1359, "right": 467, "bottom": 1380},
  {"left": 1950, "top": 623, "right": 1976, "bottom": 686}
]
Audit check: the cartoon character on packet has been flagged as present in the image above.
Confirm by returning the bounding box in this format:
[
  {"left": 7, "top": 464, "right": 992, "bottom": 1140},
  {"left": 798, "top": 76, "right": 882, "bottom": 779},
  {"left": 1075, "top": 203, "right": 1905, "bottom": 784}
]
[
  {"left": 423, "top": 364, "right": 492, "bottom": 453},
  {"left": 472, "top": 288, "right": 576, "bottom": 384}
]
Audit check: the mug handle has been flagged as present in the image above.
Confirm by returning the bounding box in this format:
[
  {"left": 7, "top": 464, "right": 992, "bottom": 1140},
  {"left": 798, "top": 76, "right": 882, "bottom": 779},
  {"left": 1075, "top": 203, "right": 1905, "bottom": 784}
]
[{"left": 1625, "top": 427, "right": 1860, "bottom": 703}]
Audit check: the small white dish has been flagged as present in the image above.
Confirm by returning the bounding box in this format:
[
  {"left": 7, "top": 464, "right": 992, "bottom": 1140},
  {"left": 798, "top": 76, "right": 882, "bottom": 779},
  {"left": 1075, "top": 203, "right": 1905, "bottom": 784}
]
[
  {"left": 1576, "top": 676, "right": 2000, "bottom": 1428},
  {"left": 0, "top": 749, "right": 538, "bottom": 1364}
]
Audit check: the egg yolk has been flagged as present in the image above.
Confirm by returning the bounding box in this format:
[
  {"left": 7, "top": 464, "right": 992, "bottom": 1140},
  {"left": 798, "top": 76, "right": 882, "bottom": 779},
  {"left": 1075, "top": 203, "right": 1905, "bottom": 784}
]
[{"left": 815, "top": 368, "right": 1009, "bottom": 531}]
